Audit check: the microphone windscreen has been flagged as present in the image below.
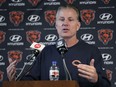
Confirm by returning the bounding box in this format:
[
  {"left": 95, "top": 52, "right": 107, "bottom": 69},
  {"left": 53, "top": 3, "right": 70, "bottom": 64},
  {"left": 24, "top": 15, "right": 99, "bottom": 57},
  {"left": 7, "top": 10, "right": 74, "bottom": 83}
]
[
  {"left": 56, "top": 38, "right": 68, "bottom": 55},
  {"left": 56, "top": 38, "right": 65, "bottom": 48},
  {"left": 30, "top": 42, "right": 45, "bottom": 51}
]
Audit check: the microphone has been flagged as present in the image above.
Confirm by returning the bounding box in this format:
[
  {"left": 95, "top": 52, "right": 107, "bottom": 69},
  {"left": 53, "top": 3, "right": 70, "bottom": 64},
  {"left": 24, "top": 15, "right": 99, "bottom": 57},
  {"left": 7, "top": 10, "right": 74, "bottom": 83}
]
[
  {"left": 56, "top": 38, "right": 68, "bottom": 56},
  {"left": 56, "top": 38, "right": 72, "bottom": 80},
  {"left": 30, "top": 42, "right": 45, "bottom": 59},
  {"left": 16, "top": 42, "right": 45, "bottom": 81}
]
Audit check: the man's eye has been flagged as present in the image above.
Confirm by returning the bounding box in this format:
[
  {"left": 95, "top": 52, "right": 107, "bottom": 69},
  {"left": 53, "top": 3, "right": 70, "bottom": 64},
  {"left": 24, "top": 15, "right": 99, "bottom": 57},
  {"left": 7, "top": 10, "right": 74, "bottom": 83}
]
[
  {"left": 58, "top": 18, "right": 74, "bottom": 21},
  {"left": 59, "top": 19, "right": 64, "bottom": 21},
  {"left": 69, "top": 19, "right": 74, "bottom": 21}
]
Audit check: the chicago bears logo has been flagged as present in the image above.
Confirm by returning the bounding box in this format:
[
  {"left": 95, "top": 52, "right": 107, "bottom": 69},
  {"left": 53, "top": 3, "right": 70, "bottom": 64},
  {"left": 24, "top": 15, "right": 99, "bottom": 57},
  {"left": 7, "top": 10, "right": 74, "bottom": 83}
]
[
  {"left": 80, "top": 9, "right": 95, "bottom": 25},
  {"left": 102, "top": 0, "right": 110, "bottom": 4},
  {"left": 28, "top": 0, "right": 41, "bottom": 6},
  {"left": 64, "top": 0, "right": 75, "bottom": 4},
  {"left": 9, "top": 11, "right": 24, "bottom": 26},
  {"left": 26, "top": 30, "right": 41, "bottom": 43},
  {"left": 44, "top": 10, "right": 56, "bottom": 26},
  {"left": 0, "top": 0, "right": 6, "bottom": 6},
  {"left": 8, "top": 50, "right": 23, "bottom": 64},
  {"left": 98, "top": 29, "right": 113, "bottom": 45},
  {"left": 106, "top": 69, "right": 112, "bottom": 81},
  {"left": 0, "top": 70, "right": 4, "bottom": 81},
  {"left": 0, "top": 31, "right": 5, "bottom": 44}
]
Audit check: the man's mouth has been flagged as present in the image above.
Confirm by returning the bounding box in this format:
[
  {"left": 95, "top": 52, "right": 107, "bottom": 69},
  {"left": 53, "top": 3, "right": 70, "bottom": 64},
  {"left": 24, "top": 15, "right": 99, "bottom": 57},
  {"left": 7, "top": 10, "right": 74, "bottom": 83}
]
[
  {"left": 63, "top": 28, "right": 69, "bottom": 30},
  {"left": 62, "top": 28, "right": 69, "bottom": 32}
]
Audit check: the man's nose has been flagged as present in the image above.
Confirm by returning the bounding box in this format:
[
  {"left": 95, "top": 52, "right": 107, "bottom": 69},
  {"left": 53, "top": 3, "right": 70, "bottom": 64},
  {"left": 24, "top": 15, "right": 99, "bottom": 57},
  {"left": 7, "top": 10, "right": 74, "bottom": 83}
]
[
  {"left": 62, "top": 20, "right": 69, "bottom": 26},
  {"left": 62, "top": 23, "right": 68, "bottom": 26}
]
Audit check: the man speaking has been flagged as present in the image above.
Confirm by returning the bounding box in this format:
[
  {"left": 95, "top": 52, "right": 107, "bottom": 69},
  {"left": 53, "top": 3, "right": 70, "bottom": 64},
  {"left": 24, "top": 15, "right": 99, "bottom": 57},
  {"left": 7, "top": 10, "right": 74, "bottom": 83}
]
[{"left": 6, "top": 4, "right": 111, "bottom": 87}]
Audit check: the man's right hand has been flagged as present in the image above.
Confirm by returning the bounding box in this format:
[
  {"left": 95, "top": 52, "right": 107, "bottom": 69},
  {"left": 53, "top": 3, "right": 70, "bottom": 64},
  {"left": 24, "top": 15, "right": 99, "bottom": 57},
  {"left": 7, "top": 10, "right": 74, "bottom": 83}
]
[{"left": 6, "top": 60, "right": 17, "bottom": 81}]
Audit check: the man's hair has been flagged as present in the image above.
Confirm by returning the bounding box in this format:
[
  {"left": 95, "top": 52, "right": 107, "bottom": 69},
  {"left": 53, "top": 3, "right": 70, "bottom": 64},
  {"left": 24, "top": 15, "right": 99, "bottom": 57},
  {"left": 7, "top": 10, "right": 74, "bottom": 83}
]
[{"left": 56, "top": 4, "right": 81, "bottom": 22}]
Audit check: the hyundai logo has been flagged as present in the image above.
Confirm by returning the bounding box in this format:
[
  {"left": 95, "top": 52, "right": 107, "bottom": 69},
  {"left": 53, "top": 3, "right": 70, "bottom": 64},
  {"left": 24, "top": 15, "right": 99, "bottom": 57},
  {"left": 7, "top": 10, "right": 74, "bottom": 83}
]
[
  {"left": 9, "top": 35, "right": 22, "bottom": 42},
  {"left": 99, "top": 13, "right": 113, "bottom": 21},
  {"left": 102, "top": 53, "right": 111, "bottom": 61},
  {"left": 80, "top": 33, "right": 93, "bottom": 41},
  {"left": 45, "top": 34, "right": 57, "bottom": 41},
  {"left": 0, "top": 15, "right": 5, "bottom": 22},
  {"left": 28, "top": 15, "right": 40, "bottom": 22},
  {"left": 0, "top": 55, "right": 3, "bottom": 61},
  {"left": 11, "top": 0, "right": 22, "bottom": 3}
]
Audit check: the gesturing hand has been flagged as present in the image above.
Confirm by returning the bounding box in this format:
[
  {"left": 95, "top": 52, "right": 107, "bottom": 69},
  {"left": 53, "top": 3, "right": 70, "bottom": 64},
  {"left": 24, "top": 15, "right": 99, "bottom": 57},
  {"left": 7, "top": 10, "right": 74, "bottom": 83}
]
[
  {"left": 77, "top": 59, "right": 98, "bottom": 83},
  {"left": 6, "top": 60, "right": 17, "bottom": 81}
]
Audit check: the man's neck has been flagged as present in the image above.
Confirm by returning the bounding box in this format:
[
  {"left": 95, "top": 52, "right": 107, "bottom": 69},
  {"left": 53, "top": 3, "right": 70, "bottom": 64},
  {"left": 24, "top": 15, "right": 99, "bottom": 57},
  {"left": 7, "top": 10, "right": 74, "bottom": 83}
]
[{"left": 64, "top": 38, "right": 79, "bottom": 47}]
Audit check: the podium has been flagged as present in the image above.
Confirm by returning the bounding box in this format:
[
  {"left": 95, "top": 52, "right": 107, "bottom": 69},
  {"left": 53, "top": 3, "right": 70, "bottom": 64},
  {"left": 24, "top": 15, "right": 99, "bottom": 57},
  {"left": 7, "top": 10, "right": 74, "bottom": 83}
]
[{"left": 3, "top": 80, "right": 79, "bottom": 87}]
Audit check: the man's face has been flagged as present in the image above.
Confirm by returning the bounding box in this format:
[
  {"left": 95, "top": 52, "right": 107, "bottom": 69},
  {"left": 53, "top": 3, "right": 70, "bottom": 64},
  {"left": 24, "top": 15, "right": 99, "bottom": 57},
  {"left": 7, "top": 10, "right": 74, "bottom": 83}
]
[{"left": 55, "top": 8, "right": 80, "bottom": 39}]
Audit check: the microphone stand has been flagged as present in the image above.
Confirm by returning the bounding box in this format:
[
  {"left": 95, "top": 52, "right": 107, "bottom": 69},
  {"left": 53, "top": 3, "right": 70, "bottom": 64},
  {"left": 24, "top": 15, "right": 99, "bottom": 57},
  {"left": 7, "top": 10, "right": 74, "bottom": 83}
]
[
  {"left": 16, "top": 50, "right": 39, "bottom": 81},
  {"left": 16, "top": 56, "right": 36, "bottom": 81},
  {"left": 61, "top": 52, "right": 72, "bottom": 80}
]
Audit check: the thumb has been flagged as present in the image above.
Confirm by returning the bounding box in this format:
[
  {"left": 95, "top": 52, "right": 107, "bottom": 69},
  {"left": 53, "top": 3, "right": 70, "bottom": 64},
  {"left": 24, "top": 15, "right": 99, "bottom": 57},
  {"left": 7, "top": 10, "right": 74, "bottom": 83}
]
[{"left": 90, "top": 59, "right": 95, "bottom": 66}]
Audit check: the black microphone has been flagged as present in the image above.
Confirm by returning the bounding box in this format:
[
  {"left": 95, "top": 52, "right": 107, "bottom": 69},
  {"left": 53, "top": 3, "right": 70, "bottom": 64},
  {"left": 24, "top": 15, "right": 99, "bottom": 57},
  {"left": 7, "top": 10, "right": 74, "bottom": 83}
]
[
  {"left": 29, "top": 42, "right": 45, "bottom": 61},
  {"left": 56, "top": 38, "right": 72, "bottom": 80},
  {"left": 56, "top": 38, "right": 68, "bottom": 56},
  {"left": 16, "top": 42, "right": 45, "bottom": 81}
]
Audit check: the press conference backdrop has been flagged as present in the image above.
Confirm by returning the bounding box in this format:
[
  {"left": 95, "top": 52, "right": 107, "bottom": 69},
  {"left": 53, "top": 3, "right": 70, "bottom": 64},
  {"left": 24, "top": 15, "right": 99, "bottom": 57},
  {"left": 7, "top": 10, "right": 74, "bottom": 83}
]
[{"left": 0, "top": 0, "right": 115, "bottom": 87}]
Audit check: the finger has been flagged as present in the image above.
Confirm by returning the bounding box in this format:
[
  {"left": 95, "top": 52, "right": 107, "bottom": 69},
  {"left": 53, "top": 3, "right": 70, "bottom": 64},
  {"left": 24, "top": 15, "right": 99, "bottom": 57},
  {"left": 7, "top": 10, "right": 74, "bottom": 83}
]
[
  {"left": 7, "top": 60, "right": 17, "bottom": 73},
  {"left": 78, "top": 73, "right": 97, "bottom": 83},
  {"left": 8, "top": 67, "right": 16, "bottom": 81},
  {"left": 7, "top": 61, "right": 17, "bottom": 81},
  {"left": 77, "top": 64, "right": 95, "bottom": 72},
  {"left": 9, "top": 70, "right": 16, "bottom": 81},
  {"left": 9, "top": 60, "right": 18, "bottom": 66},
  {"left": 7, "top": 64, "right": 16, "bottom": 74},
  {"left": 90, "top": 59, "right": 95, "bottom": 66},
  {"left": 11, "top": 70, "right": 16, "bottom": 80},
  {"left": 78, "top": 73, "right": 92, "bottom": 79},
  {"left": 78, "top": 68, "right": 92, "bottom": 76},
  {"left": 10, "top": 67, "right": 16, "bottom": 75},
  {"left": 8, "top": 66, "right": 15, "bottom": 76}
]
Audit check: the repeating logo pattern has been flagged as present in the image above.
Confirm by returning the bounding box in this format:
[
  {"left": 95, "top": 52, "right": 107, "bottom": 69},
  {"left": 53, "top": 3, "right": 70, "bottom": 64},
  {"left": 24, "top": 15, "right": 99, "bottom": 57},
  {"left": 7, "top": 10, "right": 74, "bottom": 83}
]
[
  {"left": 0, "top": 15, "right": 5, "bottom": 22},
  {"left": 11, "top": 0, "right": 22, "bottom": 3},
  {"left": 0, "top": 0, "right": 6, "bottom": 6},
  {"left": 28, "top": 15, "right": 40, "bottom": 22},
  {"left": 45, "top": 34, "right": 57, "bottom": 41},
  {"left": 26, "top": 30, "right": 41, "bottom": 43},
  {"left": 80, "top": 9, "right": 95, "bottom": 25},
  {"left": 44, "top": 10, "right": 56, "bottom": 26},
  {"left": 9, "top": 35, "right": 22, "bottom": 42},
  {"left": 80, "top": 33, "right": 94, "bottom": 41},
  {"left": 28, "top": 0, "right": 41, "bottom": 6},
  {"left": 0, "top": 1, "right": 115, "bottom": 87},
  {"left": 0, "top": 31, "right": 5, "bottom": 44},
  {"left": 99, "top": 13, "right": 113, "bottom": 21},
  {"left": 8, "top": 50, "right": 23, "bottom": 64},
  {"left": 98, "top": 29, "right": 113, "bottom": 45},
  {"left": 9, "top": 11, "right": 24, "bottom": 26},
  {"left": 102, "top": 53, "right": 112, "bottom": 61},
  {"left": 102, "top": 0, "right": 110, "bottom": 4},
  {"left": 64, "top": 0, "right": 75, "bottom": 4}
]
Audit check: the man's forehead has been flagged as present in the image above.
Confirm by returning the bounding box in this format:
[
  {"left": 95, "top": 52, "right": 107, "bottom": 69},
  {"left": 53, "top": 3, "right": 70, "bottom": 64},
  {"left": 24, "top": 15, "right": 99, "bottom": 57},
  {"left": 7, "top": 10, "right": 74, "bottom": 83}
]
[
  {"left": 56, "top": 13, "right": 77, "bottom": 20},
  {"left": 58, "top": 8, "right": 76, "bottom": 13}
]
